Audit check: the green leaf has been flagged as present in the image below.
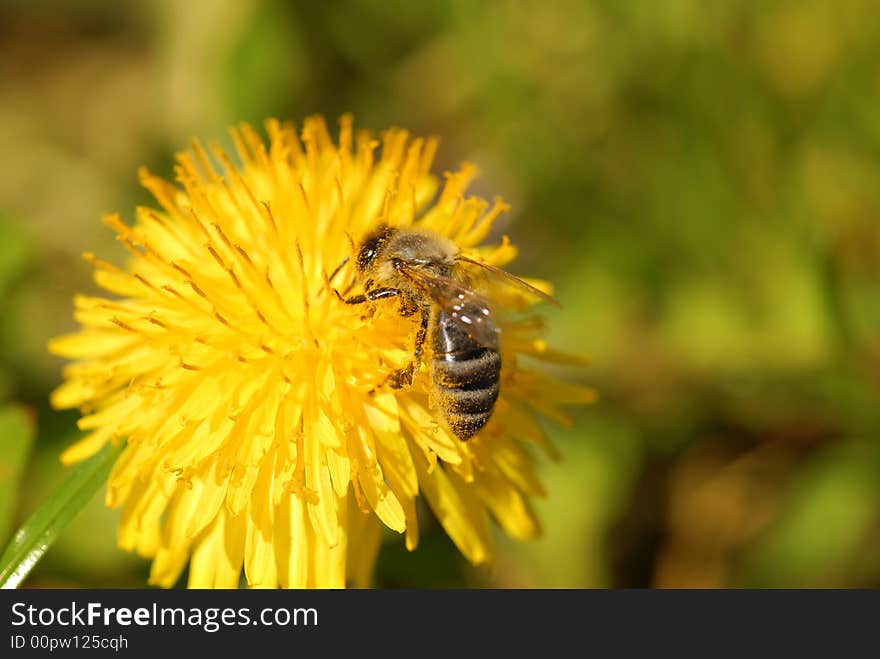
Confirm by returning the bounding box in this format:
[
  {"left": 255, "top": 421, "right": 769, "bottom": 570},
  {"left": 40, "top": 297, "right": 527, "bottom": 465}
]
[
  {"left": 0, "top": 405, "right": 35, "bottom": 544},
  {"left": 0, "top": 441, "right": 124, "bottom": 589}
]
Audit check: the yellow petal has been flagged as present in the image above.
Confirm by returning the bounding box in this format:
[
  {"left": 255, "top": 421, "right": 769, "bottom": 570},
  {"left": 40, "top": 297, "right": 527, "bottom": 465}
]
[
  {"left": 117, "top": 476, "right": 160, "bottom": 557},
  {"left": 189, "top": 510, "right": 244, "bottom": 588},
  {"left": 59, "top": 426, "right": 115, "bottom": 465},
  {"left": 310, "top": 491, "right": 347, "bottom": 588},
  {"left": 48, "top": 331, "right": 138, "bottom": 359},
  {"left": 227, "top": 463, "right": 259, "bottom": 516},
  {"left": 244, "top": 460, "right": 278, "bottom": 587},
  {"left": 410, "top": 441, "right": 492, "bottom": 566},
  {"left": 479, "top": 436, "right": 546, "bottom": 497},
  {"left": 184, "top": 461, "right": 229, "bottom": 538},
  {"left": 149, "top": 486, "right": 200, "bottom": 587},
  {"left": 305, "top": 398, "right": 340, "bottom": 547},
  {"left": 275, "top": 493, "right": 309, "bottom": 588},
  {"left": 326, "top": 447, "right": 351, "bottom": 498},
  {"left": 476, "top": 466, "right": 541, "bottom": 540},
  {"left": 399, "top": 397, "right": 461, "bottom": 465},
  {"left": 353, "top": 428, "right": 406, "bottom": 533},
  {"left": 346, "top": 503, "right": 383, "bottom": 588}
]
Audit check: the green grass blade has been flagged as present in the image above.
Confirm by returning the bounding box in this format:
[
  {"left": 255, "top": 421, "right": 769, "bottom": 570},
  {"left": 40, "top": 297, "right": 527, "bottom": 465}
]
[
  {"left": 0, "top": 441, "right": 124, "bottom": 589},
  {"left": 0, "top": 405, "right": 35, "bottom": 545}
]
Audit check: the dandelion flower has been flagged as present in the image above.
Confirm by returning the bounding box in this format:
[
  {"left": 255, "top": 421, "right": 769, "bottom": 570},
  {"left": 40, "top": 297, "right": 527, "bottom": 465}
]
[{"left": 48, "top": 115, "right": 595, "bottom": 588}]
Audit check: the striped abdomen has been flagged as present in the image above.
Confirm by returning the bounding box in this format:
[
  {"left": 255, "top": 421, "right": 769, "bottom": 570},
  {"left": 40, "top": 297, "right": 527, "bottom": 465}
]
[{"left": 431, "top": 309, "right": 501, "bottom": 440}]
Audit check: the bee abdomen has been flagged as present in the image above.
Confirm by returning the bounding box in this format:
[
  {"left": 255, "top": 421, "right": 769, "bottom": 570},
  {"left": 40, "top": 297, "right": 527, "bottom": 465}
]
[
  {"left": 433, "top": 348, "right": 500, "bottom": 388},
  {"left": 445, "top": 410, "right": 496, "bottom": 441},
  {"left": 433, "top": 348, "right": 501, "bottom": 441},
  {"left": 438, "top": 381, "right": 499, "bottom": 414}
]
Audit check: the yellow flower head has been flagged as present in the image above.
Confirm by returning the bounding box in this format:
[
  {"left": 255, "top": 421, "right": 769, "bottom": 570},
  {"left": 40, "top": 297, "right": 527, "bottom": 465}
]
[{"left": 49, "top": 115, "right": 595, "bottom": 588}]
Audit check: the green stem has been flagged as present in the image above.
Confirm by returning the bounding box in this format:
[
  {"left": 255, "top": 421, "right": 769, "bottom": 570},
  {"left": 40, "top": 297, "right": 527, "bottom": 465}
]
[{"left": 0, "top": 441, "right": 124, "bottom": 589}]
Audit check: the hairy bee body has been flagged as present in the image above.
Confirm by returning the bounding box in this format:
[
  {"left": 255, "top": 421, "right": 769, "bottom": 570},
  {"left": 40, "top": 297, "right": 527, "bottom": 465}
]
[
  {"left": 346, "top": 225, "right": 551, "bottom": 441},
  {"left": 431, "top": 306, "right": 501, "bottom": 440}
]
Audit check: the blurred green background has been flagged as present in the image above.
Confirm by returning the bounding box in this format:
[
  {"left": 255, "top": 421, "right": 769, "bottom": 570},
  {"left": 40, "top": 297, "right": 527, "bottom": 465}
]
[{"left": 2, "top": 0, "right": 880, "bottom": 588}]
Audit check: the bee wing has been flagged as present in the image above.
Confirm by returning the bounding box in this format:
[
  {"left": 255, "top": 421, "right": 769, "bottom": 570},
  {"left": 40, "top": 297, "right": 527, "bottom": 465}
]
[
  {"left": 456, "top": 254, "right": 561, "bottom": 308},
  {"left": 397, "top": 262, "right": 501, "bottom": 348}
]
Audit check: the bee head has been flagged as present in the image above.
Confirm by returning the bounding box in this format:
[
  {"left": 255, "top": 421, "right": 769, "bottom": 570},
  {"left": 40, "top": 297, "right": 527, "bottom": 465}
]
[{"left": 356, "top": 225, "right": 395, "bottom": 272}]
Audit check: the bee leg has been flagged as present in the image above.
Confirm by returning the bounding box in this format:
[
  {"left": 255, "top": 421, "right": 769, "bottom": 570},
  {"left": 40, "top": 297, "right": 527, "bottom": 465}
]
[
  {"left": 397, "top": 296, "right": 419, "bottom": 317},
  {"left": 340, "top": 292, "right": 366, "bottom": 304},
  {"left": 341, "top": 286, "right": 401, "bottom": 305},
  {"left": 366, "top": 287, "right": 402, "bottom": 301},
  {"left": 413, "top": 306, "right": 429, "bottom": 362},
  {"left": 388, "top": 307, "right": 429, "bottom": 389}
]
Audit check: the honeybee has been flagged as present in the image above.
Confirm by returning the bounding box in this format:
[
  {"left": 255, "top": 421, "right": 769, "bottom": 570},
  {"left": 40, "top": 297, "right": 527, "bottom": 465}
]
[{"left": 339, "top": 225, "right": 559, "bottom": 441}]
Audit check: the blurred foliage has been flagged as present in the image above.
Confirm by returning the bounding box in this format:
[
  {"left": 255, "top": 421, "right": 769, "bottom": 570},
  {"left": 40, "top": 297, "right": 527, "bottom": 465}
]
[
  {"left": 0, "top": 404, "right": 34, "bottom": 544},
  {"left": 1, "top": 0, "right": 879, "bottom": 588}
]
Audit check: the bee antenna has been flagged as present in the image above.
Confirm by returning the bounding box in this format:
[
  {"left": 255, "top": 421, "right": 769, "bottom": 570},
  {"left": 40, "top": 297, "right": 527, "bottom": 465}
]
[
  {"left": 343, "top": 231, "right": 356, "bottom": 252},
  {"left": 326, "top": 256, "right": 350, "bottom": 286}
]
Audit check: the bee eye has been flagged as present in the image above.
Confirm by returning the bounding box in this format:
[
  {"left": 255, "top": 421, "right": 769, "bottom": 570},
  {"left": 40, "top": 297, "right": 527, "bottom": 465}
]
[
  {"left": 357, "top": 225, "right": 394, "bottom": 271},
  {"left": 357, "top": 243, "right": 378, "bottom": 270}
]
